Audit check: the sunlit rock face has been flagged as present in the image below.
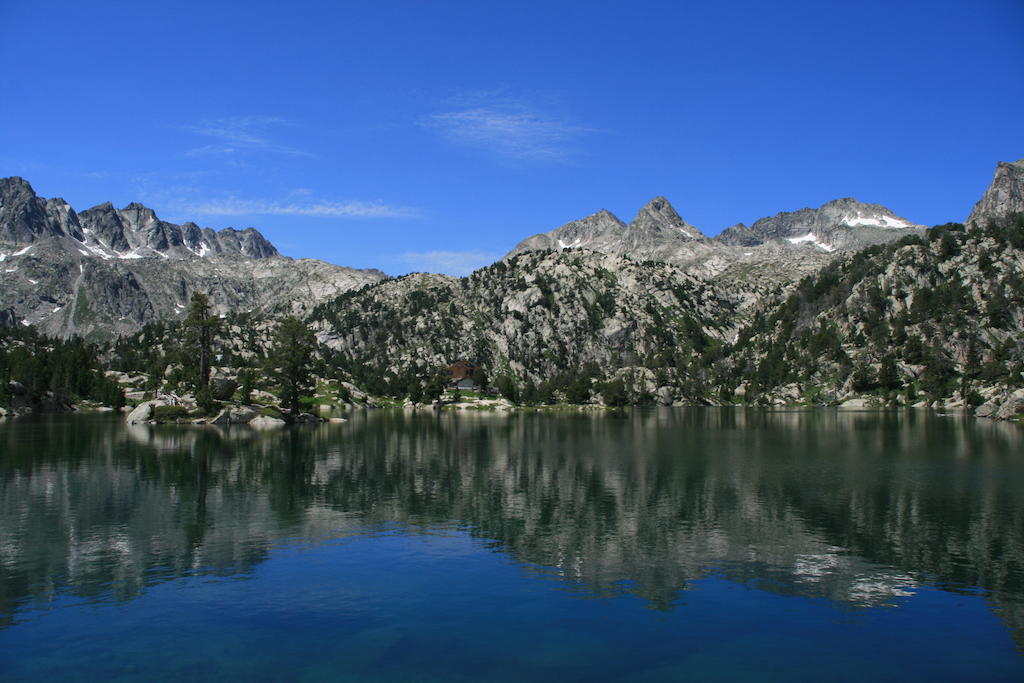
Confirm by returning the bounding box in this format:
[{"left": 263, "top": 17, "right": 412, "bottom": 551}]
[
  {"left": 0, "top": 177, "right": 387, "bottom": 338},
  {"left": 507, "top": 195, "right": 925, "bottom": 287},
  {"left": 967, "top": 159, "right": 1024, "bottom": 228},
  {"left": 310, "top": 248, "right": 747, "bottom": 388}
]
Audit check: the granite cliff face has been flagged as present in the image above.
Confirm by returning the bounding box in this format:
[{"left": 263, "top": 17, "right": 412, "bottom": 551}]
[
  {"left": 0, "top": 177, "right": 386, "bottom": 338},
  {"left": 508, "top": 195, "right": 925, "bottom": 286},
  {"left": 967, "top": 159, "right": 1024, "bottom": 228},
  {"left": 311, "top": 249, "right": 743, "bottom": 399}
]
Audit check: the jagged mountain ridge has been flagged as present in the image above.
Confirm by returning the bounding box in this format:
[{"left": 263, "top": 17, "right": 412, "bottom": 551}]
[
  {"left": 507, "top": 195, "right": 925, "bottom": 285},
  {"left": 0, "top": 177, "right": 387, "bottom": 339},
  {"left": 0, "top": 177, "right": 277, "bottom": 260}
]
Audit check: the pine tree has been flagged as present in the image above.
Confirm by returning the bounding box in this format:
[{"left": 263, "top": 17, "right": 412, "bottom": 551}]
[
  {"left": 266, "top": 317, "right": 317, "bottom": 417},
  {"left": 183, "top": 292, "right": 220, "bottom": 410},
  {"left": 494, "top": 374, "right": 518, "bottom": 403},
  {"left": 600, "top": 378, "right": 629, "bottom": 407},
  {"left": 566, "top": 376, "right": 591, "bottom": 404},
  {"left": 878, "top": 355, "right": 900, "bottom": 391}
]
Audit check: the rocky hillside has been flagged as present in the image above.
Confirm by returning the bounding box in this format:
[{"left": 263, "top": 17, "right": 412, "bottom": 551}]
[
  {"left": 310, "top": 249, "right": 745, "bottom": 400},
  {"left": 299, "top": 159, "right": 1024, "bottom": 415},
  {"left": 5, "top": 160, "right": 1024, "bottom": 418},
  {"left": 507, "top": 195, "right": 925, "bottom": 286},
  {"left": 730, "top": 214, "right": 1024, "bottom": 413},
  {"left": 0, "top": 177, "right": 387, "bottom": 339},
  {"left": 721, "top": 160, "right": 1024, "bottom": 413}
]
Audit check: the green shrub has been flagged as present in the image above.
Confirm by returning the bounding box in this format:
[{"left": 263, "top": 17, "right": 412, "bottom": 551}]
[{"left": 152, "top": 405, "right": 190, "bottom": 421}]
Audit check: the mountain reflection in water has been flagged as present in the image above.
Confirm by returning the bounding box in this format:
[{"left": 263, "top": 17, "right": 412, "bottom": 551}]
[{"left": 1, "top": 409, "right": 1022, "bottom": 647}]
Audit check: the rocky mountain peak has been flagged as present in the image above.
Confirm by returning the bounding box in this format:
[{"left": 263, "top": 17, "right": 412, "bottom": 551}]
[
  {"left": 715, "top": 223, "right": 759, "bottom": 247},
  {"left": 967, "top": 159, "right": 1024, "bottom": 228},
  {"left": 715, "top": 197, "right": 922, "bottom": 252},
  {"left": 0, "top": 175, "right": 35, "bottom": 197},
  {"left": 117, "top": 202, "right": 160, "bottom": 229},
  {"left": 1, "top": 176, "right": 81, "bottom": 244},
  {"left": 591, "top": 208, "right": 622, "bottom": 223},
  {"left": 210, "top": 226, "right": 279, "bottom": 259},
  {"left": 639, "top": 196, "right": 671, "bottom": 213},
  {"left": 630, "top": 196, "right": 705, "bottom": 240}
]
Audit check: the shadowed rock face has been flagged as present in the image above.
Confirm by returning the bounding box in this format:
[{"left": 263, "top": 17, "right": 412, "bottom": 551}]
[
  {"left": 0, "top": 177, "right": 387, "bottom": 338},
  {"left": 0, "top": 177, "right": 83, "bottom": 244},
  {"left": 968, "top": 160, "right": 1024, "bottom": 228}
]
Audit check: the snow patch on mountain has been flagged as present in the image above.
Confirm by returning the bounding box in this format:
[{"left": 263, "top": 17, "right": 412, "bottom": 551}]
[
  {"left": 844, "top": 215, "right": 912, "bottom": 229},
  {"left": 786, "top": 233, "right": 836, "bottom": 252}
]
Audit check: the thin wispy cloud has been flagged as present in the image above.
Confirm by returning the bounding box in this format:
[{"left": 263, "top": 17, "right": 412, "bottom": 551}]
[
  {"left": 422, "top": 97, "right": 592, "bottom": 162},
  {"left": 399, "top": 250, "right": 500, "bottom": 277},
  {"left": 186, "top": 196, "right": 417, "bottom": 218},
  {"left": 183, "top": 116, "right": 310, "bottom": 157}
]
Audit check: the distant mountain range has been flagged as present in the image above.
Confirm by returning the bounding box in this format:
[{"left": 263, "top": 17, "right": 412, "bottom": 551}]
[
  {"left": 0, "top": 161, "right": 1020, "bottom": 341},
  {"left": 1, "top": 159, "right": 1021, "bottom": 418},
  {"left": 507, "top": 194, "right": 927, "bottom": 286},
  {"left": 0, "top": 177, "right": 386, "bottom": 338},
  {"left": 305, "top": 159, "right": 1022, "bottom": 415}
]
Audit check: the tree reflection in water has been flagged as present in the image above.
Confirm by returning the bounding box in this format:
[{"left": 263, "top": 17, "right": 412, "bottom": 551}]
[{"left": 0, "top": 409, "right": 1021, "bottom": 646}]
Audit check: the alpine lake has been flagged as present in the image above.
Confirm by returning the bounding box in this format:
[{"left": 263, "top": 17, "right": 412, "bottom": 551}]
[{"left": 1, "top": 408, "right": 1022, "bottom": 681}]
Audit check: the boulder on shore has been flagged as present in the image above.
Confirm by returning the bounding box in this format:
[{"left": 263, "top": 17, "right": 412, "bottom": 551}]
[
  {"left": 249, "top": 415, "right": 286, "bottom": 429},
  {"left": 995, "top": 389, "right": 1024, "bottom": 421},
  {"left": 209, "top": 405, "right": 260, "bottom": 425},
  {"left": 125, "top": 399, "right": 168, "bottom": 425},
  {"left": 976, "top": 389, "right": 1024, "bottom": 420}
]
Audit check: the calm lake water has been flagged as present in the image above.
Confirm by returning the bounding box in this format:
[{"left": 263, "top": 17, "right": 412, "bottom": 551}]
[{"left": 1, "top": 409, "right": 1022, "bottom": 681}]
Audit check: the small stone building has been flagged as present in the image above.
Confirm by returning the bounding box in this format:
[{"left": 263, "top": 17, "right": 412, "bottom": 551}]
[{"left": 448, "top": 360, "right": 480, "bottom": 390}]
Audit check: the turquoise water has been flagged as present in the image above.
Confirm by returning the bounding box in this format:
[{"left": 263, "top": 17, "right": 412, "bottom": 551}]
[{"left": 1, "top": 409, "right": 1022, "bottom": 680}]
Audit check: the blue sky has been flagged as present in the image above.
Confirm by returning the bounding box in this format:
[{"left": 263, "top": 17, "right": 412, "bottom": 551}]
[{"left": 1, "top": 0, "right": 1022, "bottom": 275}]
